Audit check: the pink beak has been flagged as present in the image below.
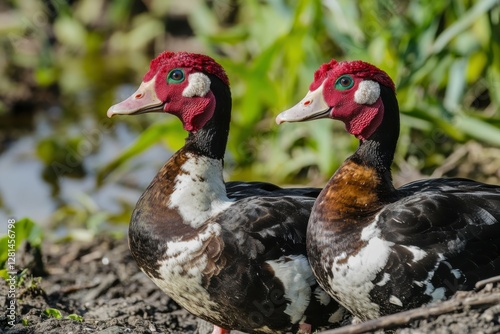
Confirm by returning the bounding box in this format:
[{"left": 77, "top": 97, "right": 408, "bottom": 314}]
[
  {"left": 275, "top": 82, "right": 330, "bottom": 124},
  {"left": 107, "top": 78, "right": 163, "bottom": 118}
]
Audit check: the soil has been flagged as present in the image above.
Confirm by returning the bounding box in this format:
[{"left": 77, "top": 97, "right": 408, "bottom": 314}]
[
  {"left": 1, "top": 236, "right": 499, "bottom": 334},
  {"left": 0, "top": 237, "right": 208, "bottom": 334}
]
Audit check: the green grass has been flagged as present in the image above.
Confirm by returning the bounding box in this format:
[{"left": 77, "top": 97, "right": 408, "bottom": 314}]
[{"left": 99, "top": 0, "right": 500, "bottom": 183}]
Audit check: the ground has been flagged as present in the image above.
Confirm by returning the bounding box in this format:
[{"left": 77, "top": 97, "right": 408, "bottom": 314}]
[{"left": 1, "top": 236, "right": 499, "bottom": 334}]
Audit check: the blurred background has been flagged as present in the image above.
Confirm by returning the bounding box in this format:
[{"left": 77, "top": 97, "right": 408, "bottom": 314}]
[{"left": 0, "top": 0, "right": 499, "bottom": 239}]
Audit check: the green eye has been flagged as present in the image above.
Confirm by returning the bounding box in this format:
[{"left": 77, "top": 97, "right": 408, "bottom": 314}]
[
  {"left": 335, "top": 75, "right": 354, "bottom": 90},
  {"left": 167, "top": 69, "right": 185, "bottom": 83}
]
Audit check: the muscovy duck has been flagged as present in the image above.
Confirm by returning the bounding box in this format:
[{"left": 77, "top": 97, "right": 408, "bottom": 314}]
[
  {"left": 107, "top": 51, "right": 347, "bottom": 333},
  {"left": 275, "top": 59, "right": 500, "bottom": 321}
]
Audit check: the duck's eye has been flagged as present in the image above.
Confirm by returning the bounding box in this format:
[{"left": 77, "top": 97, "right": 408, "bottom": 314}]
[
  {"left": 335, "top": 75, "right": 354, "bottom": 90},
  {"left": 167, "top": 69, "right": 185, "bottom": 84}
]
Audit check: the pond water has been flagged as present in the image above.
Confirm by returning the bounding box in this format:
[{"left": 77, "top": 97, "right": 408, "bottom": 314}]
[{"left": 0, "top": 94, "right": 171, "bottom": 238}]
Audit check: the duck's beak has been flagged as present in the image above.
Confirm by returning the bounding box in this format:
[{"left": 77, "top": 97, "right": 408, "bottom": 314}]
[
  {"left": 275, "top": 83, "right": 330, "bottom": 124},
  {"left": 107, "top": 79, "right": 163, "bottom": 118}
]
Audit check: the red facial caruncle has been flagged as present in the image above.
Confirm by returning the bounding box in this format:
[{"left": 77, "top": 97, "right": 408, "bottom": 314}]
[
  {"left": 107, "top": 51, "right": 229, "bottom": 132},
  {"left": 276, "top": 59, "right": 395, "bottom": 141}
]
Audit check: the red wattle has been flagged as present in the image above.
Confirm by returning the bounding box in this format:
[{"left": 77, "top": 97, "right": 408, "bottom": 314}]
[
  {"left": 166, "top": 91, "right": 216, "bottom": 132},
  {"left": 345, "top": 98, "right": 384, "bottom": 140}
]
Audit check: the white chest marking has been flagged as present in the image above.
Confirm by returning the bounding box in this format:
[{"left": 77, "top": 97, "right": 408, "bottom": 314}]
[
  {"left": 327, "top": 219, "right": 394, "bottom": 319},
  {"left": 266, "top": 254, "right": 315, "bottom": 324},
  {"left": 151, "top": 223, "right": 222, "bottom": 317},
  {"left": 169, "top": 154, "right": 234, "bottom": 229}
]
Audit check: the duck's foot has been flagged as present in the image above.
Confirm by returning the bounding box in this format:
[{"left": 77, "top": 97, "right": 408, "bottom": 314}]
[
  {"left": 212, "top": 325, "right": 230, "bottom": 334},
  {"left": 297, "top": 323, "right": 312, "bottom": 334}
]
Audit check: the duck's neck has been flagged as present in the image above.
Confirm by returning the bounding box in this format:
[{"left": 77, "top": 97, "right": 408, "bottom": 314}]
[
  {"left": 184, "top": 74, "right": 231, "bottom": 161},
  {"left": 352, "top": 85, "right": 399, "bottom": 182},
  {"left": 318, "top": 86, "right": 400, "bottom": 220},
  {"left": 157, "top": 76, "right": 232, "bottom": 228}
]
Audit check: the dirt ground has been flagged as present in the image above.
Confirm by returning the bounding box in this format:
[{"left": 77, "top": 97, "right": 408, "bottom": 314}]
[{"left": 1, "top": 236, "right": 499, "bottom": 334}]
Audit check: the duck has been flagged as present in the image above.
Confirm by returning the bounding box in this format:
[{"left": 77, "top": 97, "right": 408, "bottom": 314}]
[
  {"left": 275, "top": 59, "right": 500, "bottom": 321},
  {"left": 107, "top": 51, "right": 347, "bottom": 334}
]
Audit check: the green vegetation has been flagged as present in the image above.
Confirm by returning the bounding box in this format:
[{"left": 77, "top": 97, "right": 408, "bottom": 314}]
[
  {"left": 43, "top": 307, "right": 83, "bottom": 321},
  {"left": 43, "top": 308, "right": 62, "bottom": 319},
  {"left": 0, "top": 0, "right": 499, "bottom": 231},
  {"left": 66, "top": 313, "right": 84, "bottom": 322},
  {"left": 102, "top": 0, "right": 500, "bottom": 183},
  {"left": 0, "top": 218, "right": 42, "bottom": 280}
]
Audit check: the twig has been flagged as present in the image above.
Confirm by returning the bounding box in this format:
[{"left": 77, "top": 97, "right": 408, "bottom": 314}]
[
  {"left": 430, "top": 144, "right": 469, "bottom": 178},
  {"left": 475, "top": 275, "right": 500, "bottom": 290},
  {"left": 320, "top": 292, "right": 500, "bottom": 334},
  {"left": 81, "top": 250, "right": 104, "bottom": 263}
]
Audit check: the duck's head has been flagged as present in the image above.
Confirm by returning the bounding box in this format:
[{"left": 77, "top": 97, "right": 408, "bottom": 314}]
[
  {"left": 107, "top": 51, "right": 229, "bottom": 133},
  {"left": 276, "top": 59, "right": 395, "bottom": 141}
]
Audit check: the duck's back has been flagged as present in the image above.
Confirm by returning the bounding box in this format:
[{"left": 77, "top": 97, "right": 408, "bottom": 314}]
[{"left": 328, "top": 177, "right": 500, "bottom": 318}]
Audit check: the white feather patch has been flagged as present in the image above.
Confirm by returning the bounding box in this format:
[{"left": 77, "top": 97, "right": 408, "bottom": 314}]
[
  {"left": 328, "top": 218, "right": 395, "bottom": 319},
  {"left": 389, "top": 295, "right": 403, "bottom": 307},
  {"left": 375, "top": 273, "right": 391, "bottom": 287},
  {"left": 451, "top": 269, "right": 462, "bottom": 279},
  {"left": 313, "top": 286, "right": 332, "bottom": 306},
  {"left": 328, "top": 307, "right": 346, "bottom": 324},
  {"left": 402, "top": 245, "right": 427, "bottom": 262},
  {"left": 354, "top": 80, "right": 380, "bottom": 105},
  {"left": 266, "top": 254, "right": 315, "bottom": 323},
  {"left": 431, "top": 287, "right": 446, "bottom": 301},
  {"left": 151, "top": 223, "right": 221, "bottom": 318},
  {"left": 419, "top": 253, "right": 453, "bottom": 302},
  {"left": 169, "top": 153, "right": 234, "bottom": 229},
  {"left": 183, "top": 72, "right": 211, "bottom": 97}
]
